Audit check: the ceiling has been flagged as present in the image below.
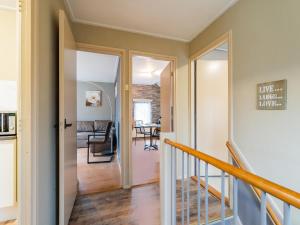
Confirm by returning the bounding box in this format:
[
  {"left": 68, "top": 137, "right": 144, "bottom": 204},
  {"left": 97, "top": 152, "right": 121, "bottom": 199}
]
[
  {"left": 77, "top": 51, "right": 119, "bottom": 83},
  {"left": 132, "top": 56, "right": 169, "bottom": 85},
  {"left": 201, "top": 43, "right": 228, "bottom": 60},
  {"left": 65, "top": 0, "right": 238, "bottom": 42},
  {"left": 0, "top": 0, "right": 16, "bottom": 9}
]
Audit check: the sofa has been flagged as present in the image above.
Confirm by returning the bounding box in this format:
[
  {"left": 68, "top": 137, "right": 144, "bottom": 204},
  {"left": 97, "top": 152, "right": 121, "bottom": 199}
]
[{"left": 77, "top": 120, "right": 112, "bottom": 148}]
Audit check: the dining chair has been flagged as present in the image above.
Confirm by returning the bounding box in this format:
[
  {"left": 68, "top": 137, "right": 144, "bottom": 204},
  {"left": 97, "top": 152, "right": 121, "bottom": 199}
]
[
  {"left": 87, "top": 121, "right": 113, "bottom": 163},
  {"left": 152, "top": 127, "right": 161, "bottom": 146},
  {"left": 133, "top": 120, "right": 151, "bottom": 145}
]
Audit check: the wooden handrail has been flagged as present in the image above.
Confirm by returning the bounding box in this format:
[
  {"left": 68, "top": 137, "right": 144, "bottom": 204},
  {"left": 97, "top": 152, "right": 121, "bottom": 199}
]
[
  {"left": 165, "top": 138, "right": 300, "bottom": 209},
  {"left": 226, "top": 142, "right": 282, "bottom": 225}
]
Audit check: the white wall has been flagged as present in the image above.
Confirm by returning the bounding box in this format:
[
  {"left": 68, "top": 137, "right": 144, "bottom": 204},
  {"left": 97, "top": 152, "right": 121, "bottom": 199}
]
[
  {"left": 0, "top": 8, "right": 18, "bottom": 221},
  {"left": 196, "top": 58, "right": 228, "bottom": 164},
  {"left": 190, "top": 0, "right": 300, "bottom": 222},
  {"left": 0, "top": 9, "right": 18, "bottom": 111}
]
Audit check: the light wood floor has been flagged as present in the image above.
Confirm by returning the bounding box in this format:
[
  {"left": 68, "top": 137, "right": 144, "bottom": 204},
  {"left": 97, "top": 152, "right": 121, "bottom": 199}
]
[
  {"left": 132, "top": 138, "right": 160, "bottom": 186},
  {"left": 77, "top": 148, "right": 121, "bottom": 195},
  {"left": 0, "top": 220, "right": 16, "bottom": 225},
  {"left": 69, "top": 181, "right": 232, "bottom": 225}
]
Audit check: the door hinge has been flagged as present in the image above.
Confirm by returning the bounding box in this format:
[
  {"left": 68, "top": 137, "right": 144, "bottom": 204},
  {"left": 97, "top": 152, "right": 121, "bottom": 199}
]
[{"left": 18, "top": 0, "right": 22, "bottom": 12}]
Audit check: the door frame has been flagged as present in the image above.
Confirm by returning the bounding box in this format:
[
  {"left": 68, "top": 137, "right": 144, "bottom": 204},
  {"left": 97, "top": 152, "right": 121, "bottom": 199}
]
[
  {"left": 189, "top": 31, "right": 233, "bottom": 148},
  {"left": 76, "top": 42, "right": 127, "bottom": 188},
  {"left": 128, "top": 50, "right": 177, "bottom": 187},
  {"left": 19, "top": 0, "right": 39, "bottom": 224},
  {"left": 189, "top": 31, "right": 233, "bottom": 201}
]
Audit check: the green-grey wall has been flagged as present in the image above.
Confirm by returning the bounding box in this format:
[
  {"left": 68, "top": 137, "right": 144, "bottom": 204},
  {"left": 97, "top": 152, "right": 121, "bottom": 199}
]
[
  {"left": 37, "top": 0, "right": 67, "bottom": 224},
  {"left": 72, "top": 22, "right": 190, "bottom": 187},
  {"left": 77, "top": 81, "right": 115, "bottom": 121},
  {"left": 190, "top": 0, "right": 300, "bottom": 222}
]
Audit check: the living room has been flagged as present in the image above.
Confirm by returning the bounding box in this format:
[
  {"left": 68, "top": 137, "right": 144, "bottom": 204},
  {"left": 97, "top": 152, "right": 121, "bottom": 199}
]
[{"left": 76, "top": 50, "right": 121, "bottom": 195}]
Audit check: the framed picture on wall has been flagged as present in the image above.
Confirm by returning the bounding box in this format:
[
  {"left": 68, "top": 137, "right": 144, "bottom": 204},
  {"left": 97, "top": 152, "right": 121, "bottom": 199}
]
[{"left": 86, "top": 91, "right": 102, "bottom": 107}]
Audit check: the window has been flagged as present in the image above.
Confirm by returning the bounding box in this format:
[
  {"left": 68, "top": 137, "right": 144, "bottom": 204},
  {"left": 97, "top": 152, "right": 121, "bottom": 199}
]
[{"left": 134, "top": 100, "right": 152, "bottom": 124}]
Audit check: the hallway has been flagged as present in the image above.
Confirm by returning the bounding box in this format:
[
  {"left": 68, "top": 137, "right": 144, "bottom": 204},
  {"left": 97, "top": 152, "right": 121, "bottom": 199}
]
[
  {"left": 69, "top": 181, "right": 232, "bottom": 225},
  {"left": 132, "top": 139, "right": 160, "bottom": 186},
  {"left": 77, "top": 148, "right": 121, "bottom": 195}
]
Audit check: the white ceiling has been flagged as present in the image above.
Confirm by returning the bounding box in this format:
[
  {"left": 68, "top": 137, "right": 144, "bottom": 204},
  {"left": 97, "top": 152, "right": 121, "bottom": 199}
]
[
  {"left": 0, "top": 0, "right": 17, "bottom": 10},
  {"left": 65, "top": 0, "right": 238, "bottom": 42},
  {"left": 132, "top": 56, "right": 169, "bottom": 85},
  {"left": 77, "top": 51, "right": 119, "bottom": 83}
]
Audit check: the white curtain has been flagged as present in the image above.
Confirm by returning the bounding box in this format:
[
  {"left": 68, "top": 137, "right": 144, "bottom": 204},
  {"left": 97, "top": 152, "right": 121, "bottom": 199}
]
[{"left": 134, "top": 101, "right": 152, "bottom": 124}]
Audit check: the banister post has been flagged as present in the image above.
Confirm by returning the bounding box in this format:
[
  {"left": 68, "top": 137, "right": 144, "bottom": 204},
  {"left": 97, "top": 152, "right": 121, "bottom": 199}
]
[{"left": 160, "top": 133, "right": 176, "bottom": 225}]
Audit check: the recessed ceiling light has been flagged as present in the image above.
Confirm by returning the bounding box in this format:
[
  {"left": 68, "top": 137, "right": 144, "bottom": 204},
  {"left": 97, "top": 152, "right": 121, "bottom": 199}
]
[
  {"left": 153, "top": 70, "right": 162, "bottom": 76},
  {"left": 207, "top": 61, "right": 220, "bottom": 73},
  {"left": 139, "top": 72, "right": 152, "bottom": 78}
]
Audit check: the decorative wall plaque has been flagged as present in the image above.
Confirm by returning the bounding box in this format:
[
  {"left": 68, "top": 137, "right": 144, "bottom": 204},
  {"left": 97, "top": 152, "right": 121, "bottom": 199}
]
[{"left": 257, "top": 79, "right": 287, "bottom": 110}]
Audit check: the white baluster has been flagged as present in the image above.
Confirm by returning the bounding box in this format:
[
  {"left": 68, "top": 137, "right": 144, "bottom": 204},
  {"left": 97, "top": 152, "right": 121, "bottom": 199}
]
[
  {"left": 197, "top": 159, "right": 201, "bottom": 225},
  {"left": 221, "top": 171, "right": 225, "bottom": 225},
  {"left": 260, "top": 192, "right": 267, "bottom": 225},
  {"left": 205, "top": 163, "right": 209, "bottom": 225},
  {"left": 284, "top": 203, "right": 291, "bottom": 225},
  {"left": 171, "top": 147, "right": 177, "bottom": 225},
  {"left": 181, "top": 151, "right": 185, "bottom": 225},
  {"left": 233, "top": 177, "right": 238, "bottom": 225}
]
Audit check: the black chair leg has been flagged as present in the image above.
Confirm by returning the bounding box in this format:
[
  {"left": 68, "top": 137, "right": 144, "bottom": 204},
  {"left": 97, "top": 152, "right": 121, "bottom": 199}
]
[{"left": 87, "top": 146, "right": 90, "bottom": 164}]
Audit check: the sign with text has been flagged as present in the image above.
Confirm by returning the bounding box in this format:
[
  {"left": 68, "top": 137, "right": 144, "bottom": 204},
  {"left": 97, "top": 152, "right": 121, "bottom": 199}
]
[{"left": 257, "top": 79, "right": 287, "bottom": 110}]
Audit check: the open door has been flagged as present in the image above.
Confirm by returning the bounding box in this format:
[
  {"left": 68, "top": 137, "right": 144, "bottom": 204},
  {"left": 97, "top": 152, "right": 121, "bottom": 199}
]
[
  {"left": 160, "top": 62, "right": 174, "bottom": 132},
  {"left": 59, "top": 10, "right": 77, "bottom": 225}
]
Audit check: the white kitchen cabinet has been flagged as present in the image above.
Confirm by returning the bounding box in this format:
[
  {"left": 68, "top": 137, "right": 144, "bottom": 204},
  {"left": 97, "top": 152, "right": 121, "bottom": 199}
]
[{"left": 0, "top": 138, "right": 16, "bottom": 208}]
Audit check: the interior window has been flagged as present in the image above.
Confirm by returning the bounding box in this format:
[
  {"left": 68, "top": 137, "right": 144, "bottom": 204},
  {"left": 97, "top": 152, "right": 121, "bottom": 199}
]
[{"left": 134, "top": 101, "right": 152, "bottom": 124}]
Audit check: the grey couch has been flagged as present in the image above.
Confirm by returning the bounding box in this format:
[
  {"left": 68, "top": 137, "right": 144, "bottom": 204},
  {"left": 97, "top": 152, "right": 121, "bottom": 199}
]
[{"left": 77, "top": 120, "right": 111, "bottom": 148}]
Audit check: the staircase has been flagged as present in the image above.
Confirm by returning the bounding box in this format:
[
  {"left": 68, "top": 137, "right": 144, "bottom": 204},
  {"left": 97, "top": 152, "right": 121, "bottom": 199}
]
[
  {"left": 175, "top": 180, "right": 233, "bottom": 225},
  {"left": 162, "top": 138, "right": 300, "bottom": 225},
  {"left": 68, "top": 182, "right": 232, "bottom": 225}
]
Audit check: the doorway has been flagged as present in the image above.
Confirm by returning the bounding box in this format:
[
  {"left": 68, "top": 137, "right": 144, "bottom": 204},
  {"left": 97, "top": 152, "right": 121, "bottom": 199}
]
[
  {"left": 190, "top": 33, "right": 232, "bottom": 197},
  {"left": 76, "top": 49, "right": 122, "bottom": 195},
  {"left": 0, "top": 1, "right": 20, "bottom": 224},
  {"left": 129, "top": 52, "right": 175, "bottom": 186}
]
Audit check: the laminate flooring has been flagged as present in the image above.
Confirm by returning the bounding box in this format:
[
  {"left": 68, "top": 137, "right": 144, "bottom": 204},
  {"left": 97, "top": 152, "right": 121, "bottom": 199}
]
[
  {"left": 77, "top": 148, "right": 121, "bottom": 195},
  {"left": 0, "top": 220, "right": 17, "bottom": 225},
  {"left": 69, "top": 181, "right": 232, "bottom": 225},
  {"left": 132, "top": 139, "right": 160, "bottom": 186}
]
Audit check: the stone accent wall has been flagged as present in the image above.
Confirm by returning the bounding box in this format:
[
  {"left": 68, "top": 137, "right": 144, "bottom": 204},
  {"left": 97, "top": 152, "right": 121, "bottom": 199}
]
[{"left": 132, "top": 84, "right": 160, "bottom": 123}]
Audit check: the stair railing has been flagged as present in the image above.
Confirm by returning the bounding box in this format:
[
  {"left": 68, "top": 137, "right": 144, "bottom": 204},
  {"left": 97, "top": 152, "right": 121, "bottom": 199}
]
[{"left": 164, "top": 138, "right": 300, "bottom": 225}]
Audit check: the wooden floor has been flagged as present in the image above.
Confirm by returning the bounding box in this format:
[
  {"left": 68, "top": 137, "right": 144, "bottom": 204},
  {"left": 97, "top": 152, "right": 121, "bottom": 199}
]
[
  {"left": 132, "top": 138, "right": 160, "bottom": 186},
  {"left": 77, "top": 148, "right": 121, "bottom": 195},
  {"left": 0, "top": 220, "right": 16, "bottom": 225},
  {"left": 69, "top": 181, "right": 232, "bottom": 225}
]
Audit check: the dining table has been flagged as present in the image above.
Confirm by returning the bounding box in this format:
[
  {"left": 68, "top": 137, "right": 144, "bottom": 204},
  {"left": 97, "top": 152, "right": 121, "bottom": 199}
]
[{"left": 134, "top": 123, "right": 160, "bottom": 150}]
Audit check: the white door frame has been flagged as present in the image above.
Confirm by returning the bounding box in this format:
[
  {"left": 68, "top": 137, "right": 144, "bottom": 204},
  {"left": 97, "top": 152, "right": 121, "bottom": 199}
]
[
  {"left": 76, "top": 42, "right": 127, "bottom": 188},
  {"left": 19, "top": 0, "right": 39, "bottom": 225},
  {"left": 128, "top": 50, "right": 177, "bottom": 187},
  {"left": 189, "top": 31, "right": 233, "bottom": 202},
  {"left": 189, "top": 31, "right": 233, "bottom": 148}
]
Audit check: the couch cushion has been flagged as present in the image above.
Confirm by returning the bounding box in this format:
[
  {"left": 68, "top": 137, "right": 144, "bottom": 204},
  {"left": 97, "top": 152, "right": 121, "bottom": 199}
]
[
  {"left": 77, "top": 121, "right": 94, "bottom": 132},
  {"left": 77, "top": 132, "right": 94, "bottom": 140},
  {"left": 94, "top": 120, "right": 111, "bottom": 132}
]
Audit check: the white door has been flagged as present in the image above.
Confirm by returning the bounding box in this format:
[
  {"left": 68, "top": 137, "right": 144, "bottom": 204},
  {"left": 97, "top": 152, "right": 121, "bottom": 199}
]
[
  {"left": 59, "top": 10, "right": 77, "bottom": 225},
  {"left": 160, "top": 62, "right": 174, "bottom": 132}
]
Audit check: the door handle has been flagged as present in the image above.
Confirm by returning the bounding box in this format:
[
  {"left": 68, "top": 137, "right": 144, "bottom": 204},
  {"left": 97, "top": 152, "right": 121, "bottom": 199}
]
[{"left": 64, "top": 118, "right": 72, "bottom": 129}]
